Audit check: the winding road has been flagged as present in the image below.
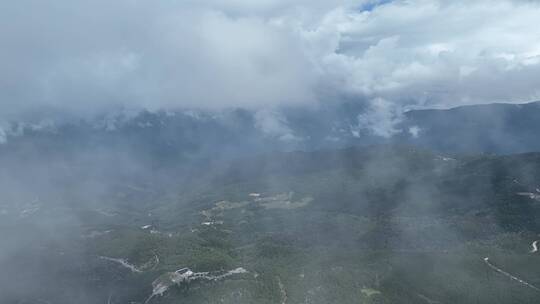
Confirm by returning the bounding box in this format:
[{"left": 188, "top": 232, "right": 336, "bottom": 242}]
[{"left": 483, "top": 257, "right": 540, "bottom": 292}]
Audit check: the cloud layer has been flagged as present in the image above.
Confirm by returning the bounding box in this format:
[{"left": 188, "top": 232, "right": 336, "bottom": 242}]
[{"left": 1, "top": 0, "right": 540, "bottom": 119}]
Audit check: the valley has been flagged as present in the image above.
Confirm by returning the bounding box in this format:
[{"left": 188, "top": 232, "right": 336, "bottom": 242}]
[{"left": 2, "top": 146, "right": 540, "bottom": 303}]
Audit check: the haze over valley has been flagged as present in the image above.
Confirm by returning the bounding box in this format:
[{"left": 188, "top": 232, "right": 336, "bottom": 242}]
[{"left": 2, "top": 1, "right": 540, "bottom": 303}]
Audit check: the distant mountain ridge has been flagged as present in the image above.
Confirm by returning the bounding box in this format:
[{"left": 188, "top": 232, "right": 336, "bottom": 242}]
[
  {"left": 1, "top": 101, "right": 539, "bottom": 162},
  {"left": 397, "top": 101, "right": 540, "bottom": 154}
]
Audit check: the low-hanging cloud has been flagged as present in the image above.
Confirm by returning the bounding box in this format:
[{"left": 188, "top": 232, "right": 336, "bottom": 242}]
[{"left": 1, "top": 0, "right": 540, "bottom": 120}]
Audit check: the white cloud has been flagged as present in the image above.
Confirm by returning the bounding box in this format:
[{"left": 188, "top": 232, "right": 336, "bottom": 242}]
[
  {"left": 0, "top": 128, "right": 6, "bottom": 144},
  {"left": 0, "top": 0, "right": 539, "bottom": 120},
  {"left": 254, "top": 110, "right": 302, "bottom": 141},
  {"left": 308, "top": 0, "right": 540, "bottom": 108},
  {"left": 356, "top": 98, "right": 403, "bottom": 138},
  {"left": 409, "top": 126, "right": 421, "bottom": 138}
]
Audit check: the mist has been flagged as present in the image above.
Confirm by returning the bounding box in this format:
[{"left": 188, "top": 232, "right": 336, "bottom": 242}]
[{"left": 2, "top": 1, "right": 540, "bottom": 303}]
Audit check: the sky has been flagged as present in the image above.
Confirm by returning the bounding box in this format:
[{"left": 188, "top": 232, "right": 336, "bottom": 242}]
[{"left": 1, "top": 0, "right": 540, "bottom": 119}]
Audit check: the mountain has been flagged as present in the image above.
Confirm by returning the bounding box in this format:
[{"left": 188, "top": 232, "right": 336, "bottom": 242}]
[
  {"left": 397, "top": 101, "right": 540, "bottom": 154},
  {"left": 2, "top": 101, "right": 540, "bottom": 303},
  {"left": 2, "top": 101, "right": 540, "bottom": 163},
  {"left": 2, "top": 145, "right": 540, "bottom": 303}
]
